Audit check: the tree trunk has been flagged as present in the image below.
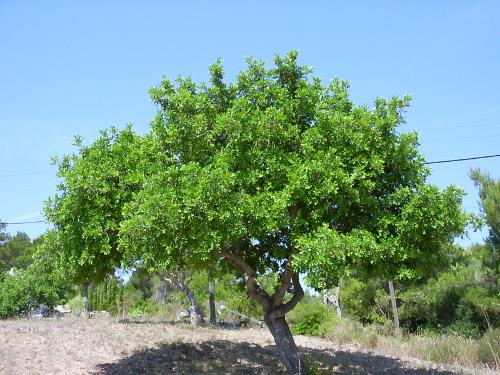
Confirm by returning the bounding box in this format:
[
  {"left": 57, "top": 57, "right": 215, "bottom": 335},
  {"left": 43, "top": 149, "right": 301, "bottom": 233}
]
[
  {"left": 222, "top": 250, "right": 305, "bottom": 374},
  {"left": 82, "top": 282, "right": 90, "bottom": 319},
  {"left": 388, "top": 280, "right": 400, "bottom": 337},
  {"left": 264, "top": 312, "right": 305, "bottom": 375},
  {"left": 184, "top": 286, "right": 203, "bottom": 327},
  {"left": 208, "top": 280, "right": 216, "bottom": 325}
]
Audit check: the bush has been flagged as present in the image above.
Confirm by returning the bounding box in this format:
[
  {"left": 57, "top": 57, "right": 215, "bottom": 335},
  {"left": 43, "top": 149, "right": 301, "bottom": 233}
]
[
  {"left": 399, "top": 267, "right": 499, "bottom": 337},
  {"left": 476, "top": 328, "right": 500, "bottom": 367},
  {"left": 288, "top": 301, "right": 338, "bottom": 336},
  {"left": 0, "top": 251, "right": 69, "bottom": 319},
  {"left": 339, "top": 278, "right": 388, "bottom": 324},
  {"left": 68, "top": 295, "right": 83, "bottom": 316}
]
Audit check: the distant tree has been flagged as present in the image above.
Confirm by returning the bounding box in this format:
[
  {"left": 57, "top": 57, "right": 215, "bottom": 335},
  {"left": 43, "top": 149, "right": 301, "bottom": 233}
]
[
  {"left": 0, "top": 231, "right": 69, "bottom": 318},
  {"left": 0, "top": 231, "right": 34, "bottom": 271},
  {"left": 470, "top": 168, "right": 500, "bottom": 288},
  {"left": 0, "top": 221, "right": 7, "bottom": 244}
]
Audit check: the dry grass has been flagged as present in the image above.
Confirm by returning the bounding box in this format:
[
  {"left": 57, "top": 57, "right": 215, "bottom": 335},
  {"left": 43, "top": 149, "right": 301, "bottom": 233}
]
[
  {"left": 321, "top": 319, "right": 500, "bottom": 373},
  {"left": 0, "top": 317, "right": 498, "bottom": 374}
]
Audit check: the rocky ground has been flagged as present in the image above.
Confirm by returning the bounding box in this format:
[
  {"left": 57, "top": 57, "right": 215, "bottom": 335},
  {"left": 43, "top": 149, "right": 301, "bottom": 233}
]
[{"left": 0, "top": 317, "right": 497, "bottom": 374}]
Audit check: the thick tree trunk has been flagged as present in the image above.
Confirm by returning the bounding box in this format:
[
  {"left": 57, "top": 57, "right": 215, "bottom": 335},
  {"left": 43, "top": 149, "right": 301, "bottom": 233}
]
[
  {"left": 208, "top": 280, "right": 216, "bottom": 325},
  {"left": 222, "top": 249, "right": 305, "bottom": 374},
  {"left": 264, "top": 313, "right": 305, "bottom": 375},
  {"left": 82, "top": 282, "right": 90, "bottom": 319}
]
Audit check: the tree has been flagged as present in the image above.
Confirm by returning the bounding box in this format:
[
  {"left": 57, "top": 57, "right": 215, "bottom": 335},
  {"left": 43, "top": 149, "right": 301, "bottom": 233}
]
[
  {"left": 470, "top": 168, "right": 500, "bottom": 288},
  {"left": 0, "top": 231, "right": 69, "bottom": 318},
  {"left": 0, "top": 221, "right": 7, "bottom": 244},
  {"left": 0, "top": 231, "right": 35, "bottom": 271},
  {"left": 117, "top": 52, "right": 470, "bottom": 374},
  {"left": 45, "top": 127, "right": 157, "bottom": 316}
]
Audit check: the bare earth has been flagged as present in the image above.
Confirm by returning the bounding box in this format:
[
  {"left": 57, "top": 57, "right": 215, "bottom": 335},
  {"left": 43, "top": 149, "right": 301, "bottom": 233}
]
[{"left": 0, "top": 318, "right": 497, "bottom": 375}]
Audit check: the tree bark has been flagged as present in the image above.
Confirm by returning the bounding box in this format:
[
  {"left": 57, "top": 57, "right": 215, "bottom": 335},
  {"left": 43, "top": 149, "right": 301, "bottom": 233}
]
[
  {"left": 82, "top": 282, "right": 90, "bottom": 319},
  {"left": 208, "top": 280, "right": 216, "bottom": 325},
  {"left": 264, "top": 312, "right": 305, "bottom": 375},
  {"left": 388, "top": 280, "right": 400, "bottom": 337},
  {"left": 222, "top": 250, "right": 306, "bottom": 374},
  {"left": 184, "top": 286, "right": 203, "bottom": 327}
]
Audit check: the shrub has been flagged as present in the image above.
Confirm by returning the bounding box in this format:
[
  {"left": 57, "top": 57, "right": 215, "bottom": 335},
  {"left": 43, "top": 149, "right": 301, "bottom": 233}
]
[
  {"left": 339, "top": 278, "right": 389, "bottom": 324},
  {"left": 288, "top": 302, "right": 338, "bottom": 336},
  {"left": 399, "top": 267, "right": 499, "bottom": 337},
  {"left": 68, "top": 295, "right": 83, "bottom": 316},
  {"left": 0, "top": 253, "right": 69, "bottom": 319}
]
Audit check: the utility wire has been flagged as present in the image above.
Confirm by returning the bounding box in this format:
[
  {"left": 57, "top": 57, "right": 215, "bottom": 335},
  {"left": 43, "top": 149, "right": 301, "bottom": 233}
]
[
  {"left": 425, "top": 154, "right": 500, "bottom": 165},
  {"left": 0, "top": 220, "right": 47, "bottom": 225}
]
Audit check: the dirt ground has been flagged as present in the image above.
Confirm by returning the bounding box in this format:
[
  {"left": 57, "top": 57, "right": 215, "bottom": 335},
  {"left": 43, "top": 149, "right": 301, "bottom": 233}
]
[{"left": 0, "top": 317, "right": 497, "bottom": 375}]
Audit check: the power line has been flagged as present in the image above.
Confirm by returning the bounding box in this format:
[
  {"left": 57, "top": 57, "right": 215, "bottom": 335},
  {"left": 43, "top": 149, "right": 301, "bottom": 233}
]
[
  {"left": 425, "top": 154, "right": 500, "bottom": 165},
  {"left": 0, "top": 220, "right": 47, "bottom": 225},
  {"left": 421, "top": 134, "right": 500, "bottom": 142}
]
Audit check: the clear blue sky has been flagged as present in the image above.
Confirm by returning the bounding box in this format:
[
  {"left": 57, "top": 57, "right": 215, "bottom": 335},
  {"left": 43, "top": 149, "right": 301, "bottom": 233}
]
[{"left": 1, "top": 1, "right": 499, "bottom": 246}]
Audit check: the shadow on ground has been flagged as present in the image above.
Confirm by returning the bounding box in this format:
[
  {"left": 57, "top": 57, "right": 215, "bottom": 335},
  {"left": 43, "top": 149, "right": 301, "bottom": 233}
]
[{"left": 92, "top": 339, "right": 459, "bottom": 375}]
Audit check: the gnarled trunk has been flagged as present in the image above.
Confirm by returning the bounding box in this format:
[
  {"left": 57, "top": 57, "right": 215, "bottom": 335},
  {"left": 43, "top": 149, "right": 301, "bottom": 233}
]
[
  {"left": 223, "top": 250, "right": 306, "bottom": 375},
  {"left": 265, "top": 312, "right": 304, "bottom": 375}
]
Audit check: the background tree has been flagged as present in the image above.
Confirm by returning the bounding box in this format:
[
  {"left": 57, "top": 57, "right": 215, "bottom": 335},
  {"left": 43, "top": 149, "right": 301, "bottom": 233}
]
[
  {"left": 0, "top": 231, "right": 35, "bottom": 271},
  {"left": 0, "top": 231, "right": 69, "bottom": 318},
  {"left": 45, "top": 127, "right": 157, "bottom": 316},
  {"left": 118, "top": 52, "right": 470, "bottom": 374},
  {"left": 470, "top": 168, "right": 500, "bottom": 289},
  {"left": 0, "top": 221, "right": 7, "bottom": 244}
]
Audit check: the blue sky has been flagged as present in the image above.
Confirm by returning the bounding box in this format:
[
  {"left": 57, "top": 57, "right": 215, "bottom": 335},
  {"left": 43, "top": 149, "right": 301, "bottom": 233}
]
[{"left": 1, "top": 1, "right": 499, "bottom": 246}]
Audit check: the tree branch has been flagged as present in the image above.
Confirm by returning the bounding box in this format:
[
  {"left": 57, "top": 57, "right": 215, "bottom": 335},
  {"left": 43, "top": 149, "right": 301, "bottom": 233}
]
[
  {"left": 269, "top": 272, "right": 304, "bottom": 319},
  {"left": 222, "top": 251, "right": 271, "bottom": 310},
  {"left": 270, "top": 261, "right": 293, "bottom": 307}
]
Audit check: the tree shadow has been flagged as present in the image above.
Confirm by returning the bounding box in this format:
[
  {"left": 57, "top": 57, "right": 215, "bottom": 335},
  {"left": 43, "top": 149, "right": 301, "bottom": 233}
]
[{"left": 92, "top": 339, "right": 461, "bottom": 375}]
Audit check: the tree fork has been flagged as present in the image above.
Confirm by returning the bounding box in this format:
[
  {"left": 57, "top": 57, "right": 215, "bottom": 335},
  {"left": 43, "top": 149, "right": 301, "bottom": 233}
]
[{"left": 223, "top": 251, "right": 306, "bottom": 374}]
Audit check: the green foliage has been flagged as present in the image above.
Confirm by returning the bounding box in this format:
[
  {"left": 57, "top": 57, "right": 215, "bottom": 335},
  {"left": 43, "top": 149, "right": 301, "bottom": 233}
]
[
  {"left": 117, "top": 51, "right": 469, "bottom": 290},
  {"left": 338, "top": 278, "right": 388, "bottom": 323},
  {"left": 45, "top": 126, "right": 157, "bottom": 285},
  {"left": 0, "top": 232, "right": 70, "bottom": 318},
  {"left": 398, "top": 267, "right": 499, "bottom": 336},
  {"left": 288, "top": 301, "right": 338, "bottom": 336},
  {"left": 44, "top": 53, "right": 473, "bottom": 372},
  {"left": 0, "top": 231, "right": 35, "bottom": 271},
  {"left": 68, "top": 295, "right": 83, "bottom": 316},
  {"left": 470, "top": 169, "right": 500, "bottom": 289},
  {"left": 88, "top": 276, "right": 122, "bottom": 315},
  {"left": 129, "top": 300, "right": 162, "bottom": 319}
]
